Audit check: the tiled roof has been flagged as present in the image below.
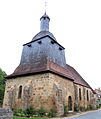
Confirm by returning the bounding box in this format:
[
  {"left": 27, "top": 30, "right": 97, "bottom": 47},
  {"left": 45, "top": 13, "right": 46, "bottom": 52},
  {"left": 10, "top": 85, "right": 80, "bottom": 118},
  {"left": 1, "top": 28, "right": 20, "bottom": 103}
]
[
  {"left": 6, "top": 59, "right": 74, "bottom": 81},
  {"left": 66, "top": 64, "right": 92, "bottom": 89},
  {"left": 6, "top": 59, "right": 92, "bottom": 89}
]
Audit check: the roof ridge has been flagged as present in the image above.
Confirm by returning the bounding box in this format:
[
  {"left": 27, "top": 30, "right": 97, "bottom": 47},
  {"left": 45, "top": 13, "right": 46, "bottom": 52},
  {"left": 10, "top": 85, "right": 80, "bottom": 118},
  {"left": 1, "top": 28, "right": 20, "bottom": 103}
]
[{"left": 66, "top": 64, "right": 92, "bottom": 89}]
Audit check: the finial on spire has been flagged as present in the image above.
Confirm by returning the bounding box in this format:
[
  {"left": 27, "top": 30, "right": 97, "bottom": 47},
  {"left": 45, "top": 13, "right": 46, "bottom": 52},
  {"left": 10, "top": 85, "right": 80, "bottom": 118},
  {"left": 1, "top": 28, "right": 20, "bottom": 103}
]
[
  {"left": 45, "top": 0, "right": 47, "bottom": 14},
  {"left": 40, "top": 0, "right": 50, "bottom": 31}
]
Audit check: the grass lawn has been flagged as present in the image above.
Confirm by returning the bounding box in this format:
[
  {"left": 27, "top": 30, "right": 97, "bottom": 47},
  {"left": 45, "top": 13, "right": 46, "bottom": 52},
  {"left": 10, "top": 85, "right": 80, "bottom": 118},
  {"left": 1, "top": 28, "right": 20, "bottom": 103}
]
[{"left": 13, "top": 116, "right": 49, "bottom": 119}]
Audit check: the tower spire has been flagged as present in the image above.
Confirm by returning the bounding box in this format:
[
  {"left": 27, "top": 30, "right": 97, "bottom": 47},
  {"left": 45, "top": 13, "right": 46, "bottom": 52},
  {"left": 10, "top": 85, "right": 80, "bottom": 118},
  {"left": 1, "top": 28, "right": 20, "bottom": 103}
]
[{"left": 40, "top": 1, "right": 50, "bottom": 32}]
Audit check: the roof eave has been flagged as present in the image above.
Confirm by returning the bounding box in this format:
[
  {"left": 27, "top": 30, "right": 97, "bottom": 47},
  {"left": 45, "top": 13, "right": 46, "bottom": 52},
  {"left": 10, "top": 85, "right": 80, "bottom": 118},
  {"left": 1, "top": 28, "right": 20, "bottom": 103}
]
[{"left": 6, "top": 69, "right": 74, "bottom": 81}]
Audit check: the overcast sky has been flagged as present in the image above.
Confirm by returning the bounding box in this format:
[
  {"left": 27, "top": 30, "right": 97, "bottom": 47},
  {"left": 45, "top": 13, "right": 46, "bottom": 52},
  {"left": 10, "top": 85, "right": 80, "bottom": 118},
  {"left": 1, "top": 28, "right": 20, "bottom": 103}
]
[{"left": 0, "top": 0, "right": 101, "bottom": 89}]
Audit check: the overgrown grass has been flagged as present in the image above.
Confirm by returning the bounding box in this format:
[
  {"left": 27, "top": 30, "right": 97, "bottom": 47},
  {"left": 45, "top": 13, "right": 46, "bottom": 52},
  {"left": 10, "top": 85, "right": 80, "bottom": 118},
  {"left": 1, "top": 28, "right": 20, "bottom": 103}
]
[
  {"left": 13, "top": 107, "right": 54, "bottom": 118},
  {"left": 13, "top": 116, "right": 48, "bottom": 119}
]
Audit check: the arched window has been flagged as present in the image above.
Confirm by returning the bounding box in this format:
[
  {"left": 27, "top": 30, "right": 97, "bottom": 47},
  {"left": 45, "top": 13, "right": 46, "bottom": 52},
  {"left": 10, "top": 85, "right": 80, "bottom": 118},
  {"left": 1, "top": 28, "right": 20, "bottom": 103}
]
[
  {"left": 87, "top": 90, "right": 89, "bottom": 101},
  {"left": 18, "top": 85, "right": 22, "bottom": 99},
  {"left": 79, "top": 88, "right": 81, "bottom": 100}
]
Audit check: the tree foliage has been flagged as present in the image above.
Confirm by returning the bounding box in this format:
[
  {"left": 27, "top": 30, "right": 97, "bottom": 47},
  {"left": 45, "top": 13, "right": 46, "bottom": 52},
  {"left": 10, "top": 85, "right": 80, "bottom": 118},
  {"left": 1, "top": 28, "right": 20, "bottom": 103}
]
[{"left": 0, "top": 68, "right": 6, "bottom": 105}]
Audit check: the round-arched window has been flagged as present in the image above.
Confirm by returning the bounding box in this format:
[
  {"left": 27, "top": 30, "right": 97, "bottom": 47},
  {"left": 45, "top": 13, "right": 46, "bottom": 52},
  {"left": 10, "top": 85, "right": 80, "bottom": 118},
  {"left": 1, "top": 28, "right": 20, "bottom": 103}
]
[{"left": 18, "top": 85, "right": 22, "bottom": 99}]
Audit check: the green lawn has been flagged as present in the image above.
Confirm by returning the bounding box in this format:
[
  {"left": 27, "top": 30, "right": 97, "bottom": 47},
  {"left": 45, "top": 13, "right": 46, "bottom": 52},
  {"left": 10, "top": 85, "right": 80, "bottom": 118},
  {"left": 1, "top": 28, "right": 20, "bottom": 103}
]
[{"left": 13, "top": 116, "right": 49, "bottom": 119}]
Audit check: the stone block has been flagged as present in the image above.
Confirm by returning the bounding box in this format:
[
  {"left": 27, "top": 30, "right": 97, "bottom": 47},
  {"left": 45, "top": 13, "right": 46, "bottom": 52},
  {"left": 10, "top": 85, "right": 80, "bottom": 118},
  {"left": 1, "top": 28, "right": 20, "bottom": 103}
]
[{"left": 0, "top": 108, "right": 13, "bottom": 119}]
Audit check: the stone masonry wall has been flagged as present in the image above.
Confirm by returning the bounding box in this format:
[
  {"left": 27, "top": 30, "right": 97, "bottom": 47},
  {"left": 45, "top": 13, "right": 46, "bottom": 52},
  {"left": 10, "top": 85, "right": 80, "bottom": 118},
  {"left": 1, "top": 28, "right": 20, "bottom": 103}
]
[
  {"left": 3, "top": 73, "right": 53, "bottom": 111},
  {"left": 3, "top": 72, "right": 74, "bottom": 113},
  {"left": 74, "top": 84, "right": 93, "bottom": 109},
  {"left": 0, "top": 108, "right": 13, "bottom": 119},
  {"left": 50, "top": 73, "right": 74, "bottom": 111}
]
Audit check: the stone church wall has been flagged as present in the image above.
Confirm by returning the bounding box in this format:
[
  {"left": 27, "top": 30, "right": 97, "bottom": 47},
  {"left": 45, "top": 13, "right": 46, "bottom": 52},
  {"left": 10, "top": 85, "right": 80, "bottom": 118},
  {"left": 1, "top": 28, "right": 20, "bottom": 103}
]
[
  {"left": 3, "top": 72, "right": 74, "bottom": 113},
  {"left": 51, "top": 73, "right": 74, "bottom": 111},
  {"left": 74, "top": 84, "right": 93, "bottom": 109}
]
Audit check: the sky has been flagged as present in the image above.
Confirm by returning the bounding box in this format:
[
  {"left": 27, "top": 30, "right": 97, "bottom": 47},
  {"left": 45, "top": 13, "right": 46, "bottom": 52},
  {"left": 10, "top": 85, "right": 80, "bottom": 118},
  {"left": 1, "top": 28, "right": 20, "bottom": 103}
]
[{"left": 0, "top": 0, "right": 101, "bottom": 89}]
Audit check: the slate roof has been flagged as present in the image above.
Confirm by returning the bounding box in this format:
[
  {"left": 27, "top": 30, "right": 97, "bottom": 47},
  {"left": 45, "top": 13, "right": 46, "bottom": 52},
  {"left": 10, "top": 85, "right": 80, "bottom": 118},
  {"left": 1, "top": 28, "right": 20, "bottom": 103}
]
[
  {"left": 40, "top": 13, "right": 50, "bottom": 21},
  {"left": 32, "top": 31, "right": 57, "bottom": 41}
]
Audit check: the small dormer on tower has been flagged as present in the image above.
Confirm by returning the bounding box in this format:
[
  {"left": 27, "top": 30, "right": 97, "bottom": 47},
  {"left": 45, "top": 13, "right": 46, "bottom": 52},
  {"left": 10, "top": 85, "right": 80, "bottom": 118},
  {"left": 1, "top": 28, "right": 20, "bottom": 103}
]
[
  {"left": 19, "top": 13, "right": 67, "bottom": 69},
  {"left": 40, "top": 12, "right": 50, "bottom": 31},
  {"left": 6, "top": 13, "right": 67, "bottom": 78}
]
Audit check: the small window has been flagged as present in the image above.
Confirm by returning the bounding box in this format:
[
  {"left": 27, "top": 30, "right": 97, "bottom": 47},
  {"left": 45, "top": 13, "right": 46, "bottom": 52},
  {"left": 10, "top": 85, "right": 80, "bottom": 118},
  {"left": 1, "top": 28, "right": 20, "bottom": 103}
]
[
  {"left": 83, "top": 88, "right": 85, "bottom": 95},
  {"left": 87, "top": 90, "right": 89, "bottom": 101},
  {"left": 59, "top": 47, "right": 62, "bottom": 50},
  {"left": 51, "top": 40, "right": 55, "bottom": 44},
  {"left": 37, "top": 40, "right": 42, "bottom": 44},
  {"left": 27, "top": 44, "right": 31, "bottom": 47},
  {"left": 83, "top": 88, "right": 85, "bottom": 100},
  {"left": 18, "top": 86, "right": 22, "bottom": 99},
  {"left": 44, "top": 17, "right": 46, "bottom": 20},
  {"left": 79, "top": 88, "right": 81, "bottom": 100}
]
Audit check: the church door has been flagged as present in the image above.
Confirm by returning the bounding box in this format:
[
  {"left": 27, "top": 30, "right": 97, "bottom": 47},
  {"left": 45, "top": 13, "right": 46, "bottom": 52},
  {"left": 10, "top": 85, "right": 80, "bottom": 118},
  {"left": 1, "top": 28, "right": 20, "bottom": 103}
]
[{"left": 68, "top": 96, "right": 72, "bottom": 111}]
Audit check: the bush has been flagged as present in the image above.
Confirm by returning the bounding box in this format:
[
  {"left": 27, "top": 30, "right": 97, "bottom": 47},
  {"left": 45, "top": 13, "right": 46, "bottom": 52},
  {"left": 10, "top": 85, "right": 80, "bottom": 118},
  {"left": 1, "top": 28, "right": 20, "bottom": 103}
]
[
  {"left": 74, "top": 104, "right": 79, "bottom": 112},
  {"left": 79, "top": 106, "right": 85, "bottom": 111},
  {"left": 86, "top": 105, "right": 93, "bottom": 111},
  {"left": 13, "top": 109, "right": 26, "bottom": 117},
  {"left": 96, "top": 105, "right": 101, "bottom": 109},
  {"left": 13, "top": 107, "right": 55, "bottom": 118},
  {"left": 48, "top": 109, "right": 54, "bottom": 117},
  {"left": 64, "top": 105, "right": 68, "bottom": 115},
  {"left": 99, "top": 104, "right": 101, "bottom": 108},
  {"left": 37, "top": 107, "right": 46, "bottom": 117},
  {"left": 0, "top": 68, "right": 6, "bottom": 106},
  {"left": 23, "top": 106, "right": 36, "bottom": 116}
]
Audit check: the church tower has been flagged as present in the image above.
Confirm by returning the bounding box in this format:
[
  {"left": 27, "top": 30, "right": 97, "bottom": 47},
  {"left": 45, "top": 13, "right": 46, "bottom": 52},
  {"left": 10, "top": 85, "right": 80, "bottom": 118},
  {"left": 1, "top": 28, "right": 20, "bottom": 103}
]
[
  {"left": 19, "top": 12, "right": 67, "bottom": 72},
  {"left": 3, "top": 13, "right": 74, "bottom": 116}
]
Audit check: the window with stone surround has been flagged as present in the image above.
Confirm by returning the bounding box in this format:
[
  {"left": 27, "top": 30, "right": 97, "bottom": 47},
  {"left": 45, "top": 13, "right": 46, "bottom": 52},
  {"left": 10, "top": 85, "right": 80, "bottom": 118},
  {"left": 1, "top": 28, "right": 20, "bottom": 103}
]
[
  {"left": 83, "top": 88, "right": 85, "bottom": 100},
  {"left": 18, "top": 85, "right": 22, "bottom": 99},
  {"left": 74, "top": 85, "right": 78, "bottom": 101},
  {"left": 79, "top": 88, "right": 81, "bottom": 100},
  {"left": 87, "top": 90, "right": 89, "bottom": 101}
]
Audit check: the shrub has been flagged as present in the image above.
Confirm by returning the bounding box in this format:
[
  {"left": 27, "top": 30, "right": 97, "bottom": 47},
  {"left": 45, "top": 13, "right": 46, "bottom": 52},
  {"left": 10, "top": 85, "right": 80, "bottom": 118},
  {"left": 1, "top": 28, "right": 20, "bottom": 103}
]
[
  {"left": 23, "top": 106, "right": 36, "bottom": 116},
  {"left": 86, "top": 105, "right": 93, "bottom": 111},
  {"left": 79, "top": 106, "right": 85, "bottom": 111},
  {"left": 37, "top": 107, "right": 46, "bottom": 117},
  {"left": 48, "top": 109, "right": 54, "bottom": 117},
  {"left": 99, "top": 104, "right": 101, "bottom": 108},
  {"left": 64, "top": 105, "right": 68, "bottom": 115},
  {"left": 13, "top": 107, "right": 55, "bottom": 118},
  {"left": 13, "top": 109, "right": 26, "bottom": 117},
  {"left": 0, "top": 68, "right": 6, "bottom": 106},
  {"left": 74, "top": 104, "right": 79, "bottom": 112},
  {"left": 96, "top": 105, "right": 101, "bottom": 109}
]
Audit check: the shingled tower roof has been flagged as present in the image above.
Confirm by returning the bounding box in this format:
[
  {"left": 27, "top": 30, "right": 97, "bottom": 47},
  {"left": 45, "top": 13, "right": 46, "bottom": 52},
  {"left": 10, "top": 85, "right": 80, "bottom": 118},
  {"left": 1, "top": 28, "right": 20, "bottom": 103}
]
[
  {"left": 6, "top": 13, "right": 73, "bottom": 81},
  {"left": 6, "top": 13, "right": 92, "bottom": 89}
]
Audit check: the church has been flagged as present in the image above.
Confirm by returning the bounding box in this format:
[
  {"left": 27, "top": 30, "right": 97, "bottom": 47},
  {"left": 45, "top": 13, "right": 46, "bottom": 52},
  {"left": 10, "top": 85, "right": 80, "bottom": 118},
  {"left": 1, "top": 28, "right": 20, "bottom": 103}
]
[{"left": 3, "top": 13, "right": 95, "bottom": 116}]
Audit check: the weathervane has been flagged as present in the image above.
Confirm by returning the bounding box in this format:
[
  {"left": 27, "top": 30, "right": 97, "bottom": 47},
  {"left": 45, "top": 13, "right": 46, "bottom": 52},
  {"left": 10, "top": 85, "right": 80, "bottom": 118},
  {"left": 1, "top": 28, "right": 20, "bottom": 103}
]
[{"left": 45, "top": 0, "right": 47, "bottom": 13}]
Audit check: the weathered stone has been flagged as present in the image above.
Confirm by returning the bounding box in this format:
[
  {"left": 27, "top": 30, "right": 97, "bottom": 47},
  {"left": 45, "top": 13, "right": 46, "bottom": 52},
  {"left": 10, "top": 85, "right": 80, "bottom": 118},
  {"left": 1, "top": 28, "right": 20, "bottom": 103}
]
[
  {"left": 0, "top": 108, "right": 13, "bottom": 119},
  {"left": 8, "top": 87, "right": 16, "bottom": 109},
  {"left": 53, "top": 83, "right": 64, "bottom": 116},
  {"left": 74, "top": 84, "right": 93, "bottom": 109},
  {"left": 22, "top": 81, "right": 33, "bottom": 110},
  {"left": 3, "top": 73, "right": 74, "bottom": 113}
]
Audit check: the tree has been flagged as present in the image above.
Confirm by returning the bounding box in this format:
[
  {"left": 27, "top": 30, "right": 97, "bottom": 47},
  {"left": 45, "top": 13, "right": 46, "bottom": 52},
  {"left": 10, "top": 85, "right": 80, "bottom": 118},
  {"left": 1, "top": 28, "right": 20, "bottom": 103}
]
[{"left": 0, "top": 68, "right": 6, "bottom": 106}]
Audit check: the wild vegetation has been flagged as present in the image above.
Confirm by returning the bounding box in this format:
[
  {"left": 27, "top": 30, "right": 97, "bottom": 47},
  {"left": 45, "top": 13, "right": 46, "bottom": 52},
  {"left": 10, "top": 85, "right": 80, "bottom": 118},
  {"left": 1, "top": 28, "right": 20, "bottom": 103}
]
[
  {"left": 74, "top": 104, "right": 101, "bottom": 112},
  {"left": 13, "top": 117, "right": 47, "bottom": 119},
  {"left": 13, "top": 107, "right": 54, "bottom": 118},
  {"left": 0, "top": 68, "right": 6, "bottom": 106}
]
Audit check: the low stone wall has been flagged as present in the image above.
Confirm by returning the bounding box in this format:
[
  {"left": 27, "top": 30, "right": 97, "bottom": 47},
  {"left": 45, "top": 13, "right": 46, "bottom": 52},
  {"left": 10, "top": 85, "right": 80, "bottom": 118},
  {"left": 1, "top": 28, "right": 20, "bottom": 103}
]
[{"left": 0, "top": 108, "right": 13, "bottom": 119}]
